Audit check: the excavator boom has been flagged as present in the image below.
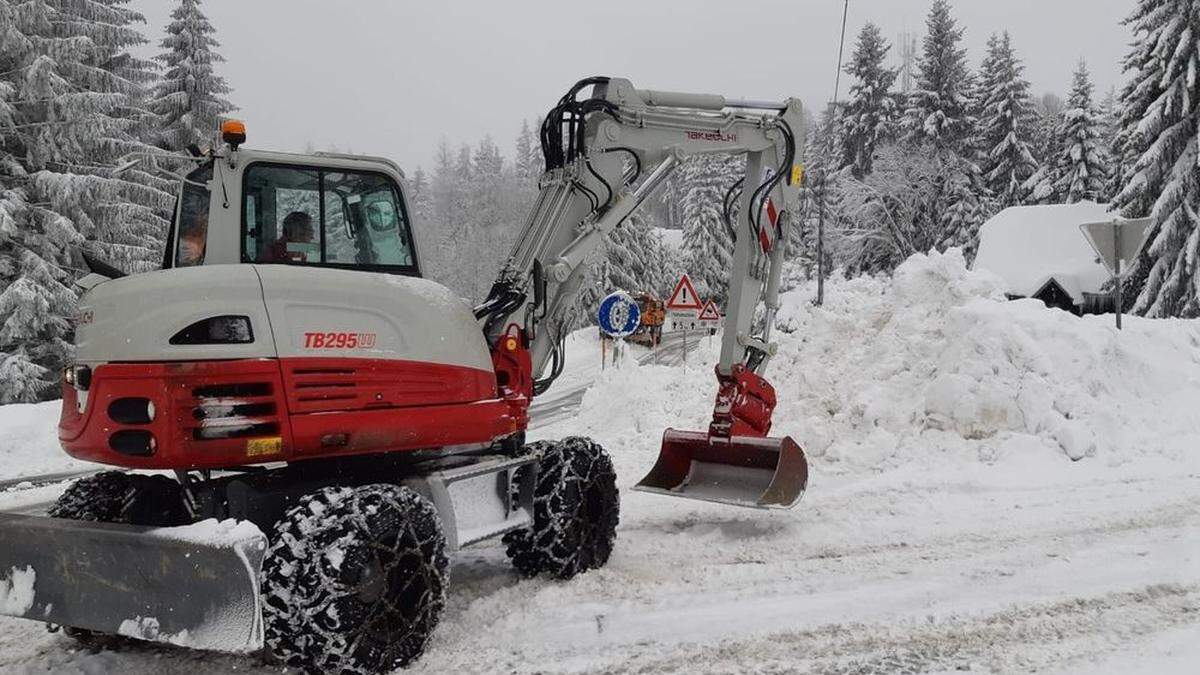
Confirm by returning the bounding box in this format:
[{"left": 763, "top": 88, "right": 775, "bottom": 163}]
[{"left": 478, "top": 77, "right": 809, "bottom": 508}]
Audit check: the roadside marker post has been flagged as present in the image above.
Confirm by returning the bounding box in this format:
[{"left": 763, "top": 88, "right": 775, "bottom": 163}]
[{"left": 1080, "top": 218, "right": 1153, "bottom": 331}]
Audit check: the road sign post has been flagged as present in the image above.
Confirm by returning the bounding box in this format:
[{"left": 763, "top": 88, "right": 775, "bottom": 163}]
[
  {"left": 1079, "top": 217, "right": 1152, "bottom": 331},
  {"left": 666, "top": 274, "right": 703, "bottom": 365},
  {"left": 597, "top": 291, "right": 641, "bottom": 369},
  {"left": 697, "top": 300, "right": 721, "bottom": 346},
  {"left": 1114, "top": 223, "right": 1123, "bottom": 330}
]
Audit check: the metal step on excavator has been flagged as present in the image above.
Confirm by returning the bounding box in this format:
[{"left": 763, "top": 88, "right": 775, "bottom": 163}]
[{"left": 0, "top": 76, "right": 807, "bottom": 674}]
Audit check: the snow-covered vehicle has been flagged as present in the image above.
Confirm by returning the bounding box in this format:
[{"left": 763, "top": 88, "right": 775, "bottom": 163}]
[{"left": 0, "top": 77, "right": 808, "bottom": 673}]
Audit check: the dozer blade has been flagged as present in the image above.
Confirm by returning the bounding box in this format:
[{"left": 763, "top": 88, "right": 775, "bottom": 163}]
[
  {"left": 633, "top": 429, "right": 809, "bottom": 509},
  {"left": 0, "top": 513, "right": 267, "bottom": 652}
]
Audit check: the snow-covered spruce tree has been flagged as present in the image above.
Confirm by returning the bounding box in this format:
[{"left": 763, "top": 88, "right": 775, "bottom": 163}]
[
  {"left": 680, "top": 153, "right": 741, "bottom": 305},
  {"left": 1115, "top": 0, "right": 1200, "bottom": 318},
  {"left": 793, "top": 108, "right": 848, "bottom": 281},
  {"left": 406, "top": 167, "right": 432, "bottom": 226},
  {"left": 514, "top": 118, "right": 545, "bottom": 185},
  {"left": 0, "top": 0, "right": 173, "bottom": 401},
  {"left": 975, "top": 32, "right": 1038, "bottom": 207},
  {"left": 938, "top": 156, "right": 991, "bottom": 260},
  {"left": 901, "top": 0, "right": 974, "bottom": 151},
  {"left": 566, "top": 212, "right": 674, "bottom": 330},
  {"left": 148, "top": 0, "right": 234, "bottom": 153},
  {"left": 839, "top": 22, "right": 899, "bottom": 177},
  {"left": 1054, "top": 61, "right": 1108, "bottom": 203},
  {"left": 1022, "top": 94, "right": 1066, "bottom": 204},
  {"left": 1100, "top": 88, "right": 1123, "bottom": 201},
  {"left": 24, "top": 0, "right": 175, "bottom": 274},
  {"left": 469, "top": 136, "right": 504, "bottom": 230}
]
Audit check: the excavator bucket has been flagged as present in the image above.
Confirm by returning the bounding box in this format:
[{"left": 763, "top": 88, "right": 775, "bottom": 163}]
[
  {"left": 0, "top": 513, "right": 267, "bottom": 652},
  {"left": 634, "top": 429, "right": 808, "bottom": 509}
]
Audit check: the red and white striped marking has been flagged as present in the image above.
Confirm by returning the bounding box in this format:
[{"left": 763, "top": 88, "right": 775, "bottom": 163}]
[{"left": 759, "top": 198, "right": 779, "bottom": 253}]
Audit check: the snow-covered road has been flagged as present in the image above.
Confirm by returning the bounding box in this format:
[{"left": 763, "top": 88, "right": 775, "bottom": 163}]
[
  {"left": 2, "top": 456, "right": 1195, "bottom": 674},
  {"left": 421, "top": 462, "right": 1198, "bottom": 674}
]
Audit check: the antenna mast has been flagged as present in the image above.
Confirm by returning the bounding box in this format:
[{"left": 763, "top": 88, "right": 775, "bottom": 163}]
[{"left": 898, "top": 31, "right": 918, "bottom": 93}]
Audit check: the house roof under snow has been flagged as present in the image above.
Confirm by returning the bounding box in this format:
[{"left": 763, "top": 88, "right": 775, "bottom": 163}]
[{"left": 973, "top": 202, "right": 1115, "bottom": 304}]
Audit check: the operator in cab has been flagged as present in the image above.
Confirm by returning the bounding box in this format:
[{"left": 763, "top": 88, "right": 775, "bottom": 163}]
[
  {"left": 259, "top": 211, "right": 316, "bottom": 263},
  {"left": 176, "top": 205, "right": 208, "bottom": 267}
]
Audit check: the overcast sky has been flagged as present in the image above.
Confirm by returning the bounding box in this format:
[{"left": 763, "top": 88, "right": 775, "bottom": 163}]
[{"left": 131, "top": 0, "right": 1134, "bottom": 172}]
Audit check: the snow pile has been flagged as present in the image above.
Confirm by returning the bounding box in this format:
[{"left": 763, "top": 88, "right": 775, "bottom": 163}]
[
  {"left": 0, "top": 402, "right": 92, "bottom": 480},
  {"left": 0, "top": 566, "right": 36, "bottom": 616},
  {"left": 548, "top": 249, "right": 1200, "bottom": 479}
]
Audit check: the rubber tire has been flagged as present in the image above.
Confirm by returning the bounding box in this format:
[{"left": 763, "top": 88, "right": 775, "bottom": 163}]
[
  {"left": 503, "top": 437, "right": 619, "bottom": 579},
  {"left": 49, "top": 471, "right": 188, "bottom": 526},
  {"left": 48, "top": 471, "right": 189, "bottom": 647},
  {"left": 261, "top": 484, "right": 448, "bottom": 675}
]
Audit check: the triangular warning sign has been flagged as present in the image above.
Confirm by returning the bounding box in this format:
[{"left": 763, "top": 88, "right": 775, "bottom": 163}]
[
  {"left": 697, "top": 300, "right": 721, "bottom": 321},
  {"left": 666, "top": 274, "right": 703, "bottom": 311}
]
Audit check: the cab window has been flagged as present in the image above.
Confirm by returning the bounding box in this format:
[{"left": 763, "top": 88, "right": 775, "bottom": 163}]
[
  {"left": 242, "top": 163, "right": 417, "bottom": 273},
  {"left": 174, "top": 164, "right": 213, "bottom": 268}
]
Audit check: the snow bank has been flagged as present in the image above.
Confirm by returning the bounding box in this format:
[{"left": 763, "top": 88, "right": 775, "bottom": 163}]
[
  {"left": 546, "top": 249, "right": 1200, "bottom": 479},
  {"left": 0, "top": 401, "right": 92, "bottom": 480}
]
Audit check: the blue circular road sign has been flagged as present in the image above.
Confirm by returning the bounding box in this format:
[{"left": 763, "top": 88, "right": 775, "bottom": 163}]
[{"left": 597, "top": 291, "right": 641, "bottom": 338}]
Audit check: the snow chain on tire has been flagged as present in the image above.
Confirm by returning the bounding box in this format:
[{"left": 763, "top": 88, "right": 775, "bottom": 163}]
[
  {"left": 503, "top": 436, "right": 620, "bottom": 579},
  {"left": 47, "top": 471, "right": 189, "bottom": 646},
  {"left": 261, "top": 484, "right": 448, "bottom": 675}
]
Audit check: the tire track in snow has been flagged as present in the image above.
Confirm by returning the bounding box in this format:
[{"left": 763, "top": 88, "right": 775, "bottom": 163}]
[
  {"left": 573, "top": 584, "right": 1200, "bottom": 675},
  {"left": 408, "top": 472, "right": 1199, "bottom": 674}
]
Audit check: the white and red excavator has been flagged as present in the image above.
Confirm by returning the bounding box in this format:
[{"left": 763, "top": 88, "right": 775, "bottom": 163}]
[{"left": 0, "top": 76, "right": 808, "bottom": 674}]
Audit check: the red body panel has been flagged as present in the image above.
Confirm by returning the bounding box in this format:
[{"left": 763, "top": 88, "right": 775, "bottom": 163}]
[
  {"left": 59, "top": 357, "right": 522, "bottom": 470},
  {"left": 279, "top": 357, "right": 496, "bottom": 414}
]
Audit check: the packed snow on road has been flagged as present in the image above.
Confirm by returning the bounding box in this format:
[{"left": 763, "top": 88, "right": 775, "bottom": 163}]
[{"left": 0, "top": 250, "right": 1195, "bottom": 673}]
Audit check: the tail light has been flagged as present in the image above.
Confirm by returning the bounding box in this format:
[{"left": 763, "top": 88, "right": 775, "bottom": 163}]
[{"left": 63, "top": 365, "right": 92, "bottom": 390}]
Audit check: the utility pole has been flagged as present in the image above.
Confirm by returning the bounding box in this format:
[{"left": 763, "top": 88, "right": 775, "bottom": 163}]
[
  {"left": 813, "top": 168, "right": 826, "bottom": 306},
  {"left": 832, "top": 0, "right": 850, "bottom": 105},
  {"left": 816, "top": 0, "right": 848, "bottom": 309}
]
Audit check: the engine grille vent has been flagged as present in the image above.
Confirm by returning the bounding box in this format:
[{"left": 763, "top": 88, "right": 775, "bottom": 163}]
[{"left": 190, "top": 382, "right": 279, "bottom": 441}]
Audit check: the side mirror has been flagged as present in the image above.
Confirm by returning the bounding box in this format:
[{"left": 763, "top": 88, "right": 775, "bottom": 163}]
[{"left": 81, "top": 251, "right": 127, "bottom": 279}]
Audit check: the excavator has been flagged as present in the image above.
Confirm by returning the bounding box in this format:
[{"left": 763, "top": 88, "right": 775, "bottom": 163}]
[{"left": 0, "top": 77, "right": 808, "bottom": 674}]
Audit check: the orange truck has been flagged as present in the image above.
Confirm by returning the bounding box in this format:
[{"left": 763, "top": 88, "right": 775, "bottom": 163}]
[{"left": 627, "top": 292, "right": 665, "bottom": 346}]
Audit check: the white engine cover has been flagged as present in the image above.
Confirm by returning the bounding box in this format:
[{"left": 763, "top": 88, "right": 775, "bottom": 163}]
[
  {"left": 75, "top": 265, "right": 491, "bottom": 373},
  {"left": 254, "top": 265, "right": 491, "bottom": 371}
]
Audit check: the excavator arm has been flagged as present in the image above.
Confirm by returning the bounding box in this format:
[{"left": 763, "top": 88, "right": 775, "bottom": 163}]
[{"left": 477, "top": 77, "right": 809, "bottom": 509}]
